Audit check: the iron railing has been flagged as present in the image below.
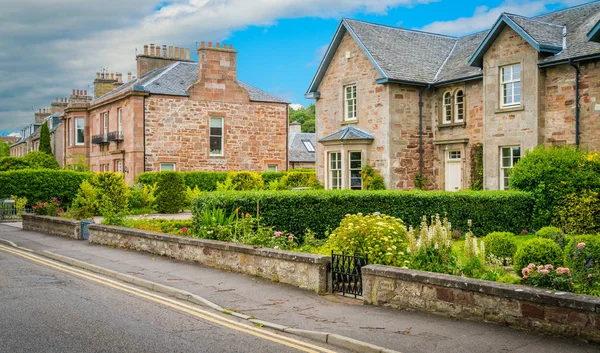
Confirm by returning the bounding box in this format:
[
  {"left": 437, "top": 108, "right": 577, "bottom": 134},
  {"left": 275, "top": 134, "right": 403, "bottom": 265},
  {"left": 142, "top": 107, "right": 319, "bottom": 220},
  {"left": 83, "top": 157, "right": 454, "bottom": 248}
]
[
  {"left": 92, "top": 134, "right": 108, "bottom": 144},
  {"left": 331, "top": 251, "right": 368, "bottom": 297},
  {"left": 107, "top": 131, "right": 124, "bottom": 142},
  {"left": 0, "top": 205, "right": 32, "bottom": 221}
]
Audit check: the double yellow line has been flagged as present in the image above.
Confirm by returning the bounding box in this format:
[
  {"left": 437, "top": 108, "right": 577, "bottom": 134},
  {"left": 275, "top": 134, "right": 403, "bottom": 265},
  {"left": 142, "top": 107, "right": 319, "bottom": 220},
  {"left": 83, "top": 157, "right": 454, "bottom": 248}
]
[{"left": 0, "top": 244, "right": 337, "bottom": 353}]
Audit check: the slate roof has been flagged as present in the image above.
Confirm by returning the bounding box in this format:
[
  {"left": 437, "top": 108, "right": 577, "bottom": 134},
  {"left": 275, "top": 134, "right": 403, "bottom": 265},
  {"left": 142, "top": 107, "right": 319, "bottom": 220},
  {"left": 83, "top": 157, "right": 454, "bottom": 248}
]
[
  {"left": 95, "top": 62, "right": 288, "bottom": 104},
  {"left": 289, "top": 132, "right": 316, "bottom": 163},
  {"left": 319, "top": 126, "right": 374, "bottom": 143},
  {"left": 307, "top": 1, "right": 600, "bottom": 93}
]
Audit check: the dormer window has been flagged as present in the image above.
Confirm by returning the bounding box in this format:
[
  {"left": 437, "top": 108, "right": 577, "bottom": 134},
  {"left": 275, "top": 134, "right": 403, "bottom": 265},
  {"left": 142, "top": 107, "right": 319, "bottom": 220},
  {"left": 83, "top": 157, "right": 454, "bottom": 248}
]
[
  {"left": 443, "top": 92, "right": 452, "bottom": 123},
  {"left": 454, "top": 90, "right": 464, "bottom": 122},
  {"left": 501, "top": 64, "right": 521, "bottom": 107}
]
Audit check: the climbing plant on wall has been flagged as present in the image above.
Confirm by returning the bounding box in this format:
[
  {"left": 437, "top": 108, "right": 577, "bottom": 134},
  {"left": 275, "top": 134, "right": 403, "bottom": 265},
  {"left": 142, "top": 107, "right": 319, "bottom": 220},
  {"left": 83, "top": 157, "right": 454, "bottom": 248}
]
[{"left": 470, "top": 143, "right": 483, "bottom": 190}]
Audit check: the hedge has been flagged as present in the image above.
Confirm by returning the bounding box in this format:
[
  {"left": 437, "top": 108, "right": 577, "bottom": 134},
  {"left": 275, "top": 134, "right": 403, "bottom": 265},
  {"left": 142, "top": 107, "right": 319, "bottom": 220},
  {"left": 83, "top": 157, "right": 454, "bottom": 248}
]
[
  {"left": 0, "top": 170, "right": 93, "bottom": 206},
  {"left": 137, "top": 171, "right": 296, "bottom": 191},
  {"left": 193, "top": 190, "right": 534, "bottom": 239}
]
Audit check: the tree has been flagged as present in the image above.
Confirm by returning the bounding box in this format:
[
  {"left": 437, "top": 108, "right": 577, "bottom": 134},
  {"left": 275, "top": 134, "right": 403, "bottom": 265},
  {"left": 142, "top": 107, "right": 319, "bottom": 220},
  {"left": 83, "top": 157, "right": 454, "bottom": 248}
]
[
  {"left": 289, "top": 104, "right": 316, "bottom": 133},
  {"left": 23, "top": 151, "right": 59, "bottom": 169},
  {"left": 39, "top": 121, "right": 53, "bottom": 156},
  {"left": 0, "top": 140, "right": 11, "bottom": 158}
]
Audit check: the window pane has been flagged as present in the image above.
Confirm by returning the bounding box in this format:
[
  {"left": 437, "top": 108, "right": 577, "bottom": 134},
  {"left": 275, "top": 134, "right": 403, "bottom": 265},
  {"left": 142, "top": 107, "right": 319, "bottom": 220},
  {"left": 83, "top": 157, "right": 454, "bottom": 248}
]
[
  {"left": 160, "top": 163, "right": 175, "bottom": 171},
  {"left": 502, "top": 67, "right": 510, "bottom": 83},
  {"left": 512, "top": 146, "right": 521, "bottom": 158},
  {"left": 267, "top": 165, "right": 277, "bottom": 172},
  {"left": 210, "top": 136, "right": 222, "bottom": 154},
  {"left": 210, "top": 117, "right": 223, "bottom": 128},
  {"left": 513, "top": 65, "right": 520, "bottom": 80},
  {"left": 210, "top": 127, "right": 222, "bottom": 136}
]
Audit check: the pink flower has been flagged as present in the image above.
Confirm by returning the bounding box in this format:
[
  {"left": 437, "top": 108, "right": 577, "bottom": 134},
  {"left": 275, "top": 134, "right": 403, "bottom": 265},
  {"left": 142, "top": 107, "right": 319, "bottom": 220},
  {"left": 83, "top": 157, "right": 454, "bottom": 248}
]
[
  {"left": 537, "top": 265, "right": 545, "bottom": 272},
  {"left": 274, "top": 231, "right": 281, "bottom": 238},
  {"left": 181, "top": 227, "right": 188, "bottom": 232},
  {"left": 577, "top": 242, "right": 586, "bottom": 248},
  {"left": 556, "top": 267, "right": 570, "bottom": 275},
  {"left": 288, "top": 234, "right": 294, "bottom": 239},
  {"left": 522, "top": 268, "right": 529, "bottom": 276},
  {"left": 528, "top": 263, "right": 536, "bottom": 269},
  {"left": 523, "top": 275, "right": 528, "bottom": 280},
  {"left": 589, "top": 274, "right": 594, "bottom": 278},
  {"left": 545, "top": 264, "right": 554, "bottom": 270},
  {"left": 539, "top": 269, "right": 550, "bottom": 275}
]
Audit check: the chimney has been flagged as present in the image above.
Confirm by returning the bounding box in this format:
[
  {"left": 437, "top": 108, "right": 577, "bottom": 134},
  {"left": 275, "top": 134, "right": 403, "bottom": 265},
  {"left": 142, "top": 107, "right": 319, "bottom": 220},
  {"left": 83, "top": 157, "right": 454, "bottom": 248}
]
[
  {"left": 136, "top": 43, "right": 194, "bottom": 78},
  {"left": 289, "top": 122, "right": 302, "bottom": 135},
  {"left": 51, "top": 96, "right": 69, "bottom": 114},
  {"left": 34, "top": 108, "right": 51, "bottom": 123},
  {"left": 127, "top": 72, "right": 132, "bottom": 82},
  {"left": 113, "top": 73, "right": 124, "bottom": 88},
  {"left": 193, "top": 41, "right": 247, "bottom": 103},
  {"left": 93, "top": 72, "right": 118, "bottom": 98}
]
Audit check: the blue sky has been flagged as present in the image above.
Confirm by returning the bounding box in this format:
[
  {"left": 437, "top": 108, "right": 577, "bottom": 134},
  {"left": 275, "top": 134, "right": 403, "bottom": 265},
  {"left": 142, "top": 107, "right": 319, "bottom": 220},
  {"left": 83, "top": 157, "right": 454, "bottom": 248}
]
[{"left": 0, "top": 0, "right": 592, "bottom": 134}]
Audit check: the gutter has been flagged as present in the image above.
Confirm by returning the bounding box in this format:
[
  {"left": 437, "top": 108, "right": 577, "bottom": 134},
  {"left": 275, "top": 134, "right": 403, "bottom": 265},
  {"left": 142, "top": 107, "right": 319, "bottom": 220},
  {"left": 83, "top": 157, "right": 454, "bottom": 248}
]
[
  {"left": 568, "top": 59, "right": 580, "bottom": 147},
  {"left": 418, "top": 84, "right": 431, "bottom": 178}
]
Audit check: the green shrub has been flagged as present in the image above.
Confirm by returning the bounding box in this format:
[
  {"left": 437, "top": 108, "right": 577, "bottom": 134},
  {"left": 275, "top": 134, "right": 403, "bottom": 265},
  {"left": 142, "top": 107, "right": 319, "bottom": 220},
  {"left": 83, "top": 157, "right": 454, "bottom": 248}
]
[
  {"left": 122, "top": 218, "right": 192, "bottom": 236},
  {"left": 23, "top": 152, "right": 59, "bottom": 169},
  {"left": 71, "top": 180, "right": 99, "bottom": 220},
  {"left": 185, "top": 186, "right": 202, "bottom": 207},
  {"left": 484, "top": 232, "right": 517, "bottom": 265},
  {"left": 216, "top": 171, "right": 264, "bottom": 191},
  {"left": 555, "top": 190, "right": 600, "bottom": 235},
  {"left": 128, "top": 183, "right": 158, "bottom": 211},
  {"left": 522, "top": 264, "right": 573, "bottom": 291},
  {"left": 155, "top": 171, "right": 186, "bottom": 214},
  {"left": 407, "top": 214, "right": 457, "bottom": 274},
  {"left": 536, "top": 226, "right": 566, "bottom": 248},
  {"left": 361, "top": 166, "right": 385, "bottom": 190},
  {"left": 93, "top": 172, "right": 130, "bottom": 225},
  {"left": 514, "top": 238, "right": 563, "bottom": 276},
  {"left": 564, "top": 235, "right": 600, "bottom": 275},
  {"left": 510, "top": 146, "right": 600, "bottom": 228},
  {"left": 261, "top": 172, "right": 286, "bottom": 186},
  {"left": 323, "top": 213, "right": 410, "bottom": 267},
  {"left": 194, "top": 207, "right": 236, "bottom": 241},
  {"left": 269, "top": 172, "right": 320, "bottom": 190},
  {"left": 193, "top": 190, "right": 534, "bottom": 239},
  {"left": 0, "top": 157, "right": 32, "bottom": 171},
  {"left": 0, "top": 170, "right": 92, "bottom": 206}
]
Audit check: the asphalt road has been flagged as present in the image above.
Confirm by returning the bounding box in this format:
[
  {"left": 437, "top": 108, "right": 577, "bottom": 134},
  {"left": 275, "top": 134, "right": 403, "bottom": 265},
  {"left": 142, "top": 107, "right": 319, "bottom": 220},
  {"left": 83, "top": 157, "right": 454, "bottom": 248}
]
[{"left": 0, "top": 246, "right": 342, "bottom": 353}]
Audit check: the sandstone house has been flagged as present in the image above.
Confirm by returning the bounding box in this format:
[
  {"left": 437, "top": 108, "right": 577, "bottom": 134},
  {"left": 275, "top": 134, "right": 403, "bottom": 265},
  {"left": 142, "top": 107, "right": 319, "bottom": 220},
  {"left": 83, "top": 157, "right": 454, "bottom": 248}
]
[
  {"left": 43, "top": 42, "right": 288, "bottom": 184},
  {"left": 306, "top": 2, "right": 600, "bottom": 191}
]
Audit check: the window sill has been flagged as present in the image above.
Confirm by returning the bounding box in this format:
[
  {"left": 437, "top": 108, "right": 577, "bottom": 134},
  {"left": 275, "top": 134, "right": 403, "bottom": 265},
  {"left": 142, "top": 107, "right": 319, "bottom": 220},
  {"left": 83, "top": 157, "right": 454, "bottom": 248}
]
[
  {"left": 495, "top": 105, "right": 524, "bottom": 114},
  {"left": 438, "top": 122, "right": 466, "bottom": 129},
  {"left": 341, "top": 120, "right": 358, "bottom": 125},
  {"left": 209, "top": 154, "right": 226, "bottom": 159}
]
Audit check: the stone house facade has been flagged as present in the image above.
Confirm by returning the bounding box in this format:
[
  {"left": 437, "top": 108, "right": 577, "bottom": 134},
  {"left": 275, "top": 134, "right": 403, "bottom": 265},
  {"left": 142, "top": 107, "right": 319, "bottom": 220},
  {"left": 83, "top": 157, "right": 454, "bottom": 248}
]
[
  {"left": 60, "top": 42, "right": 288, "bottom": 184},
  {"left": 306, "top": 2, "right": 600, "bottom": 191}
]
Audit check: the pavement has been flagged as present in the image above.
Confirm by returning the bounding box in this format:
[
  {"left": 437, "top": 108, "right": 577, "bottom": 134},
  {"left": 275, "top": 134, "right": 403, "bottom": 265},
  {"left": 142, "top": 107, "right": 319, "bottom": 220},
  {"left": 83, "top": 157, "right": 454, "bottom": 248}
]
[{"left": 1, "top": 222, "right": 598, "bottom": 353}]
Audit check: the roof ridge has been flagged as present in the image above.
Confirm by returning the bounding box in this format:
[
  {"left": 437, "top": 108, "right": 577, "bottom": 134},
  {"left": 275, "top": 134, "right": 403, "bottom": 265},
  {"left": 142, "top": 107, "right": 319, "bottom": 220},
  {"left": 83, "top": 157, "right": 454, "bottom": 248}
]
[
  {"left": 343, "top": 18, "right": 458, "bottom": 39},
  {"left": 504, "top": 12, "right": 564, "bottom": 27}
]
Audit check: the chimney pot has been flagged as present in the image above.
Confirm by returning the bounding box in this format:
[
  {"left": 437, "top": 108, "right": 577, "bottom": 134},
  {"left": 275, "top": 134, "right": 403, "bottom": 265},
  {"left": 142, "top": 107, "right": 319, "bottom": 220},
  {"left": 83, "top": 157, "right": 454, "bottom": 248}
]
[
  {"left": 208, "top": 42, "right": 212, "bottom": 48},
  {"left": 229, "top": 44, "right": 233, "bottom": 50},
  {"left": 162, "top": 45, "right": 167, "bottom": 57},
  {"left": 179, "top": 47, "right": 184, "bottom": 59},
  {"left": 150, "top": 44, "right": 155, "bottom": 56},
  {"left": 201, "top": 41, "right": 205, "bottom": 48},
  {"left": 72, "top": 89, "right": 76, "bottom": 95},
  {"left": 174, "top": 47, "right": 179, "bottom": 58},
  {"left": 127, "top": 72, "right": 132, "bottom": 82},
  {"left": 216, "top": 42, "right": 220, "bottom": 48},
  {"left": 110, "top": 73, "right": 115, "bottom": 80},
  {"left": 185, "top": 48, "right": 190, "bottom": 60},
  {"left": 168, "top": 46, "right": 173, "bottom": 58},
  {"left": 84, "top": 90, "right": 87, "bottom": 96},
  {"left": 96, "top": 72, "right": 101, "bottom": 79},
  {"left": 144, "top": 45, "right": 149, "bottom": 55}
]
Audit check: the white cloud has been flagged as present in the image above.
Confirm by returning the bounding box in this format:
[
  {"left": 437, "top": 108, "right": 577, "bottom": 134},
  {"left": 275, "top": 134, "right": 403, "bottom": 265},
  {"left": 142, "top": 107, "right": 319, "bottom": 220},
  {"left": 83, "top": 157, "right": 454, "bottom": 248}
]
[
  {"left": 417, "top": 0, "right": 590, "bottom": 36},
  {"left": 0, "top": 0, "right": 436, "bottom": 132},
  {"left": 290, "top": 103, "right": 304, "bottom": 110}
]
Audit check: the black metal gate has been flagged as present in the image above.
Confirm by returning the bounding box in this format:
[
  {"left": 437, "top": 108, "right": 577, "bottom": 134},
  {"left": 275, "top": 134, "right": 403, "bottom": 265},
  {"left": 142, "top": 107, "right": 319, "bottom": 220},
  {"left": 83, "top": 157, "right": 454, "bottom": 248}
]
[{"left": 331, "top": 251, "right": 368, "bottom": 297}]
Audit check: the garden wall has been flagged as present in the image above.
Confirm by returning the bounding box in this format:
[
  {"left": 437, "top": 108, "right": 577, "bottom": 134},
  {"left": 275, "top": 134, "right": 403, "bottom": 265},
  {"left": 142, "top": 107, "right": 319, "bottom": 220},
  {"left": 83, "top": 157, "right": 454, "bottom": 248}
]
[
  {"left": 22, "top": 214, "right": 82, "bottom": 240},
  {"left": 362, "top": 265, "right": 600, "bottom": 342},
  {"left": 88, "top": 224, "right": 330, "bottom": 293}
]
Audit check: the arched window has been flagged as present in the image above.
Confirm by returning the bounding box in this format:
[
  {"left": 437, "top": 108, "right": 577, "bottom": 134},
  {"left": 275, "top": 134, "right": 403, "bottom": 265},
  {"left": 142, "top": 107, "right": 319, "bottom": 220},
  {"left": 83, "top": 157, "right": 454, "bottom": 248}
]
[
  {"left": 455, "top": 90, "right": 464, "bottom": 122},
  {"left": 443, "top": 92, "right": 452, "bottom": 123}
]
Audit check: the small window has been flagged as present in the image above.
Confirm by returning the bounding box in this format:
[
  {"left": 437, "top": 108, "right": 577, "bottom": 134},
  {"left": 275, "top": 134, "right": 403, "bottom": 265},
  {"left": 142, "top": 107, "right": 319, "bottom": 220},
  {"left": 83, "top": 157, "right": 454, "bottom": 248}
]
[
  {"left": 302, "top": 140, "right": 315, "bottom": 153},
  {"left": 349, "top": 151, "right": 362, "bottom": 190},
  {"left": 102, "top": 164, "right": 109, "bottom": 172},
  {"left": 329, "top": 152, "right": 342, "bottom": 190},
  {"left": 103, "top": 112, "right": 108, "bottom": 138},
  {"left": 344, "top": 85, "right": 357, "bottom": 121},
  {"left": 501, "top": 64, "right": 521, "bottom": 107},
  {"left": 443, "top": 92, "right": 452, "bottom": 123},
  {"left": 115, "top": 159, "right": 123, "bottom": 174},
  {"left": 210, "top": 117, "right": 224, "bottom": 156},
  {"left": 75, "top": 117, "right": 85, "bottom": 145},
  {"left": 117, "top": 108, "right": 123, "bottom": 137},
  {"left": 454, "top": 90, "right": 464, "bottom": 122},
  {"left": 160, "top": 163, "right": 176, "bottom": 172},
  {"left": 266, "top": 164, "right": 278, "bottom": 172},
  {"left": 500, "top": 146, "right": 521, "bottom": 190},
  {"left": 447, "top": 150, "right": 461, "bottom": 160}
]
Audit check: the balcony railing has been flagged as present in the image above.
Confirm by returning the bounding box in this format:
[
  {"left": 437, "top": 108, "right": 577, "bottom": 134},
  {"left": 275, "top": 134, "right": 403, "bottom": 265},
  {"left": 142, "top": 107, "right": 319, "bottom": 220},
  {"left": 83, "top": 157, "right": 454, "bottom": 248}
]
[
  {"left": 92, "top": 134, "right": 108, "bottom": 144},
  {"left": 107, "top": 131, "right": 124, "bottom": 142}
]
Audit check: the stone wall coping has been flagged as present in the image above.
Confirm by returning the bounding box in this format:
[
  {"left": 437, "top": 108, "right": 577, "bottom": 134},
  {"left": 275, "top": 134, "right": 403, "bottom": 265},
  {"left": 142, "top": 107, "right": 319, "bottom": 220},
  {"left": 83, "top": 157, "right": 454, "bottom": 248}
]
[
  {"left": 363, "top": 264, "right": 600, "bottom": 313},
  {"left": 22, "top": 214, "right": 81, "bottom": 226},
  {"left": 88, "top": 224, "right": 330, "bottom": 265}
]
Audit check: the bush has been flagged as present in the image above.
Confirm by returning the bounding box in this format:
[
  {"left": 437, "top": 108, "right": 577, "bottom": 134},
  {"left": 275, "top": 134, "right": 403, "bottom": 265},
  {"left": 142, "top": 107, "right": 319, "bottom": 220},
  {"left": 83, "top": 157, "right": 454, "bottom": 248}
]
[
  {"left": 216, "top": 171, "right": 264, "bottom": 191},
  {"left": 185, "top": 186, "right": 202, "bottom": 207},
  {"left": 484, "top": 232, "right": 517, "bottom": 265},
  {"left": 128, "top": 183, "right": 158, "bottom": 211},
  {"left": 155, "top": 171, "right": 186, "bottom": 214},
  {"left": 510, "top": 146, "right": 600, "bottom": 228},
  {"left": 0, "top": 157, "right": 32, "bottom": 171},
  {"left": 514, "top": 238, "right": 563, "bottom": 276},
  {"left": 39, "top": 121, "right": 53, "bottom": 155},
  {"left": 521, "top": 264, "right": 573, "bottom": 291},
  {"left": 269, "top": 172, "right": 320, "bottom": 190},
  {"left": 323, "top": 213, "right": 410, "bottom": 267},
  {"left": 536, "top": 226, "right": 566, "bottom": 248},
  {"left": 22, "top": 151, "right": 60, "bottom": 170},
  {"left": 123, "top": 218, "right": 192, "bottom": 236},
  {"left": 564, "top": 235, "right": 600, "bottom": 275},
  {"left": 555, "top": 190, "right": 600, "bottom": 234},
  {"left": 407, "top": 214, "right": 457, "bottom": 274},
  {"left": 71, "top": 180, "right": 99, "bottom": 220},
  {"left": 193, "top": 190, "right": 534, "bottom": 239},
  {"left": 361, "top": 166, "right": 385, "bottom": 190},
  {"left": 0, "top": 170, "right": 92, "bottom": 206},
  {"left": 32, "top": 198, "right": 63, "bottom": 217}
]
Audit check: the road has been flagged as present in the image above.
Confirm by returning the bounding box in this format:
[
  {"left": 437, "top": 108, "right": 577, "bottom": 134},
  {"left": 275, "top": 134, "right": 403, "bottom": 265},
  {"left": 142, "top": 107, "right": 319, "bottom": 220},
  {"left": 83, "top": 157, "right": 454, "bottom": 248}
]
[{"left": 0, "top": 245, "right": 343, "bottom": 353}]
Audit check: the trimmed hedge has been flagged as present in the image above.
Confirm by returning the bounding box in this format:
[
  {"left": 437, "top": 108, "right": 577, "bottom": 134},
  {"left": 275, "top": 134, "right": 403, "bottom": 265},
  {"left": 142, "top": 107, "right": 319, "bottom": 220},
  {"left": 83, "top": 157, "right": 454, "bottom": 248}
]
[
  {"left": 0, "top": 170, "right": 93, "bottom": 206},
  {"left": 137, "top": 171, "right": 298, "bottom": 191},
  {"left": 193, "top": 190, "right": 534, "bottom": 239},
  {"left": 156, "top": 171, "right": 186, "bottom": 213}
]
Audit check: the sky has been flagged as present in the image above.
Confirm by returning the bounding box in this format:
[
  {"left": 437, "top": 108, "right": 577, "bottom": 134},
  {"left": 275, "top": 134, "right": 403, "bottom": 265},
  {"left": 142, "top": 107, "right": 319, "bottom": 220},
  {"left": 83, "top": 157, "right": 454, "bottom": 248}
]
[{"left": 0, "top": 0, "right": 593, "bottom": 135}]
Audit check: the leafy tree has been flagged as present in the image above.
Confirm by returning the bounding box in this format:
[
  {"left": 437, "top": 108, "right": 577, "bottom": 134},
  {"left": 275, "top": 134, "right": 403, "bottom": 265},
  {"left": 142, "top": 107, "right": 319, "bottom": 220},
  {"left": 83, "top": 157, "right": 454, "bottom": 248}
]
[
  {"left": 0, "top": 140, "right": 11, "bottom": 158},
  {"left": 39, "top": 122, "right": 53, "bottom": 156},
  {"left": 23, "top": 151, "right": 59, "bottom": 169},
  {"left": 0, "top": 157, "right": 31, "bottom": 171},
  {"left": 289, "top": 104, "right": 316, "bottom": 133}
]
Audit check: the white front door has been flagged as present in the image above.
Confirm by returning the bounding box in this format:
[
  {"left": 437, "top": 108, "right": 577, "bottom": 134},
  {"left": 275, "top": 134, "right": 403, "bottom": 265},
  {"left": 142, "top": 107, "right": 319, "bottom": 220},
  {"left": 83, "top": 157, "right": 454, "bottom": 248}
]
[{"left": 445, "top": 150, "right": 462, "bottom": 192}]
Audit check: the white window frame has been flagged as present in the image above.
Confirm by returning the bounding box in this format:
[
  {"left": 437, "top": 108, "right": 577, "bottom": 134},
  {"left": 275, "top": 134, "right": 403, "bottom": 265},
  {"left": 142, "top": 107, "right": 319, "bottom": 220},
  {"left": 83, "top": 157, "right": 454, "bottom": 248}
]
[
  {"left": 102, "top": 164, "right": 108, "bottom": 172},
  {"left": 348, "top": 151, "right": 362, "bottom": 190},
  {"left": 209, "top": 117, "right": 224, "bottom": 156},
  {"left": 447, "top": 150, "right": 462, "bottom": 161},
  {"left": 500, "top": 146, "right": 521, "bottom": 190},
  {"left": 454, "top": 90, "right": 464, "bottom": 123},
  {"left": 266, "top": 164, "right": 278, "bottom": 172},
  {"left": 75, "top": 117, "right": 85, "bottom": 146},
  {"left": 115, "top": 159, "right": 123, "bottom": 174},
  {"left": 302, "top": 139, "right": 315, "bottom": 153},
  {"left": 329, "top": 152, "right": 342, "bottom": 190},
  {"left": 500, "top": 64, "right": 521, "bottom": 107},
  {"left": 117, "top": 108, "right": 123, "bottom": 138},
  {"left": 443, "top": 91, "right": 452, "bottom": 123},
  {"left": 344, "top": 85, "right": 357, "bottom": 121},
  {"left": 160, "top": 163, "right": 176, "bottom": 172},
  {"left": 103, "top": 112, "right": 108, "bottom": 139}
]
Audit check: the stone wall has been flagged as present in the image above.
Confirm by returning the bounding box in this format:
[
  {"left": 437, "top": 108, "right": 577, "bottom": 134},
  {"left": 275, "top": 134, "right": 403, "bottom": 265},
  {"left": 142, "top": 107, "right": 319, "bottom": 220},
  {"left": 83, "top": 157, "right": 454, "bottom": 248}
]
[
  {"left": 363, "top": 265, "right": 600, "bottom": 342},
  {"left": 22, "top": 214, "right": 82, "bottom": 240},
  {"left": 88, "top": 224, "right": 330, "bottom": 293}
]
